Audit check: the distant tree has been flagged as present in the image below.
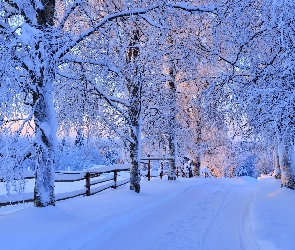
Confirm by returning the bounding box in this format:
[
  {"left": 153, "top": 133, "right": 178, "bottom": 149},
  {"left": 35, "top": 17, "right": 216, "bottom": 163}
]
[
  {"left": 201, "top": 0, "right": 295, "bottom": 189},
  {"left": 75, "top": 130, "right": 84, "bottom": 147}
]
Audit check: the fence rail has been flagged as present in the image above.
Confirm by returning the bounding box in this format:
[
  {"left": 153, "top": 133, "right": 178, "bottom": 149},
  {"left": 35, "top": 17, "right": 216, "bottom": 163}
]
[{"left": 0, "top": 164, "right": 130, "bottom": 207}]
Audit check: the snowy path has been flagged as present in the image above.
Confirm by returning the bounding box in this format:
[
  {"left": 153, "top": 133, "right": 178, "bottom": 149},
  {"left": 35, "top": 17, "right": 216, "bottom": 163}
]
[
  {"left": 84, "top": 179, "right": 258, "bottom": 250},
  {"left": 1, "top": 176, "right": 294, "bottom": 250},
  {"left": 201, "top": 184, "right": 258, "bottom": 250}
]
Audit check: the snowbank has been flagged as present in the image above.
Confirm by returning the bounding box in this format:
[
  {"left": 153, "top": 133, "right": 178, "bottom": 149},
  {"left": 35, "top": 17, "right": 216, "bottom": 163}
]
[{"left": 252, "top": 176, "right": 295, "bottom": 250}]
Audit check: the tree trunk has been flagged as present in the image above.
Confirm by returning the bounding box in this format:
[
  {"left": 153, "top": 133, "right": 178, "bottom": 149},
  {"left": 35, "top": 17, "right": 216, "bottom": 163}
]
[
  {"left": 278, "top": 138, "right": 295, "bottom": 189},
  {"left": 33, "top": 65, "right": 57, "bottom": 206},
  {"left": 273, "top": 147, "right": 281, "bottom": 179},
  {"left": 128, "top": 100, "right": 141, "bottom": 193},
  {"left": 33, "top": 0, "right": 57, "bottom": 207},
  {"left": 167, "top": 71, "right": 177, "bottom": 180},
  {"left": 126, "top": 26, "right": 142, "bottom": 192},
  {"left": 168, "top": 133, "right": 176, "bottom": 180},
  {"left": 129, "top": 139, "right": 141, "bottom": 193},
  {"left": 193, "top": 157, "right": 200, "bottom": 176}
]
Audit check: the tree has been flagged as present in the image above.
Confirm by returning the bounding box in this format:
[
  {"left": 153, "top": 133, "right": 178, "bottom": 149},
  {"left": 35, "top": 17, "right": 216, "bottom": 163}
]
[
  {"left": 2, "top": 0, "right": 233, "bottom": 206},
  {"left": 0, "top": 0, "right": 57, "bottom": 206},
  {"left": 54, "top": 1, "right": 220, "bottom": 193},
  {"left": 201, "top": 0, "right": 295, "bottom": 189}
]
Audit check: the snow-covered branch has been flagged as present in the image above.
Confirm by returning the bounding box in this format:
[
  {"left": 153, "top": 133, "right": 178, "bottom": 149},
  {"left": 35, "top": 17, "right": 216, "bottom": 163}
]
[{"left": 56, "top": 2, "right": 220, "bottom": 60}]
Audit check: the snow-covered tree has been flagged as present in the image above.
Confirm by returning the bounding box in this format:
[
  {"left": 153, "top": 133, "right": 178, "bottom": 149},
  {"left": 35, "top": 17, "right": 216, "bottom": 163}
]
[
  {"left": 200, "top": 0, "right": 295, "bottom": 189},
  {"left": 0, "top": 0, "right": 58, "bottom": 206},
  {"left": 54, "top": 1, "right": 220, "bottom": 192}
]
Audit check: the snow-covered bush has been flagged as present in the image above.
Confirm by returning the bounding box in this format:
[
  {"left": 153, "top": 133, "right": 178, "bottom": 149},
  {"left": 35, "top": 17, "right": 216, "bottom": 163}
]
[{"left": 55, "top": 137, "right": 122, "bottom": 171}]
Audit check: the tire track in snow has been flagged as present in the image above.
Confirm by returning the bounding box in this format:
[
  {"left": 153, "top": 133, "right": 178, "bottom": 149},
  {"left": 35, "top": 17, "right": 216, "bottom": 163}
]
[
  {"left": 201, "top": 185, "right": 236, "bottom": 249},
  {"left": 201, "top": 184, "right": 259, "bottom": 250},
  {"left": 88, "top": 181, "right": 232, "bottom": 250},
  {"left": 239, "top": 185, "right": 259, "bottom": 250},
  {"left": 78, "top": 180, "right": 212, "bottom": 250},
  {"left": 78, "top": 179, "right": 258, "bottom": 250}
]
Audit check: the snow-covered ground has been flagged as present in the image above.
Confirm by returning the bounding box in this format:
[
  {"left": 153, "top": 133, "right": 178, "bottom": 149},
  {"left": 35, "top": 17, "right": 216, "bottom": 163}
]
[{"left": 0, "top": 176, "right": 294, "bottom": 250}]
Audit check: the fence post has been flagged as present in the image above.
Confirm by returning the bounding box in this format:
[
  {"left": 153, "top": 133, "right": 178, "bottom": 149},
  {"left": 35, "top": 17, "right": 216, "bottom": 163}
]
[
  {"left": 160, "top": 162, "right": 163, "bottom": 179},
  {"left": 147, "top": 154, "right": 151, "bottom": 181},
  {"left": 85, "top": 172, "right": 90, "bottom": 196},
  {"left": 113, "top": 170, "right": 117, "bottom": 189}
]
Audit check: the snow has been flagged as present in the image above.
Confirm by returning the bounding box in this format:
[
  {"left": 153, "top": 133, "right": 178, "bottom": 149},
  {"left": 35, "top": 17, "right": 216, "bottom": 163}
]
[
  {"left": 141, "top": 170, "right": 159, "bottom": 177},
  {"left": 55, "top": 188, "right": 86, "bottom": 201},
  {"left": 0, "top": 176, "right": 294, "bottom": 250},
  {"left": 19, "top": 23, "right": 42, "bottom": 45},
  {"left": 84, "top": 164, "right": 130, "bottom": 173},
  {"left": 40, "top": 122, "right": 51, "bottom": 137},
  {"left": 252, "top": 176, "right": 295, "bottom": 250},
  {"left": 55, "top": 172, "right": 85, "bottom": 182},
  {"left": 138, "top": 14, "right": 165, "bottom": 29}
]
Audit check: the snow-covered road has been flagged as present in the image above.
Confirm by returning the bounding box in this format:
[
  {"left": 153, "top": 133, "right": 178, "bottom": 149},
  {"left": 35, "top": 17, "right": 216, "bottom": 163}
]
[
  {"left": 86, "top": 178, "right": 258, "bottom": 250},
  {"left": 1, "top": 176, "right": 294, "bottom": 250},
  {"left": 201, "top": 183, "right": 258, "bottom": 250}
]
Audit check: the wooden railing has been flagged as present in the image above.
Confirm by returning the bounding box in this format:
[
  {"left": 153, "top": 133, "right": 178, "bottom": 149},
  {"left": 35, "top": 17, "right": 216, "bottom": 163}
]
[
  {"left": 0, "top": 162, "right": 205, "bottom": 207},
  {"left": 0, "top": 164, "right": 130, "bottom": 207},
  {"left": 140, "top": 156, "right": 173, "bottom": 181}
]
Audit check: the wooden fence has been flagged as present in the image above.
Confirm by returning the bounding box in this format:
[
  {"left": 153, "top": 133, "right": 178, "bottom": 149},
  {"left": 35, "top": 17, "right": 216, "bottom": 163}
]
[
  {"left": 0, "top": 164, "right": 130, "bottom": 207},
  {"left": 140, "top": 156, "right": 173, "bottom": 181},
  {"left": 0, "top": 161, "right": 206, "bottom": 207}
]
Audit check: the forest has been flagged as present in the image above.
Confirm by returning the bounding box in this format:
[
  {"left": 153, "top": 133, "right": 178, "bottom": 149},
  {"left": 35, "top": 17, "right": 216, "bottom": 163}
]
[{"left": 0, "top": 0, "right": 294, "bottom": 207}]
